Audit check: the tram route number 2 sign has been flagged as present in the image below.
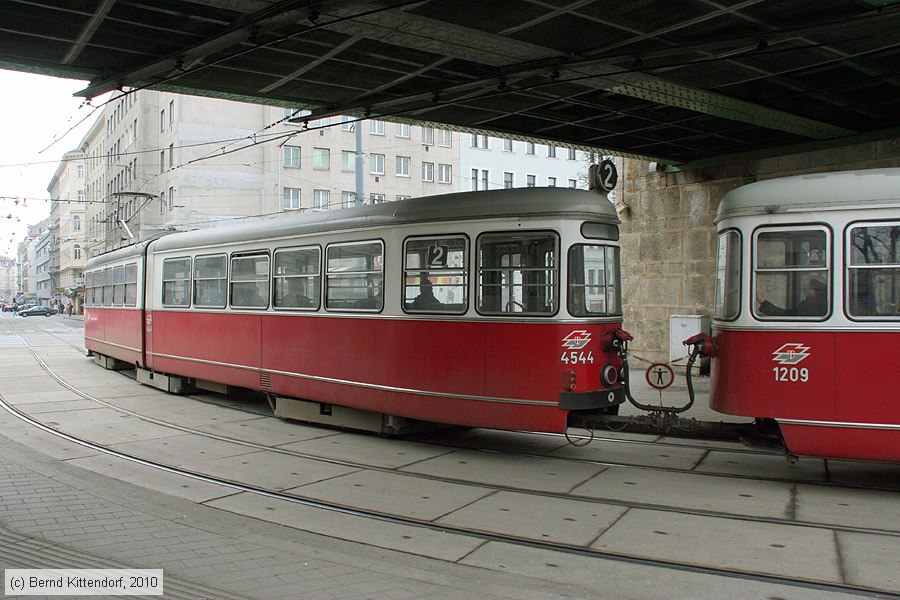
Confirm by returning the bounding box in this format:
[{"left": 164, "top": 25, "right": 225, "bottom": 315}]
[{"left": 645, "top": 362, "right": 675, "bottom": 390}]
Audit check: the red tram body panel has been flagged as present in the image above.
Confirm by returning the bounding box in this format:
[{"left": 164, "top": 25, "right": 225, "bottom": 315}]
[
  {"left": 706, "top": 169, "right": 900, "bottom": 462},
  {"left": 84, "top": 188, "right": 627, "bottom": 434}
]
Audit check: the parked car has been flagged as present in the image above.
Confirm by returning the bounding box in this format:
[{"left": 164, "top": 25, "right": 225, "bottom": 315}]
[{"left": 18, "top": 306, "right": 58, "bottom": 317}]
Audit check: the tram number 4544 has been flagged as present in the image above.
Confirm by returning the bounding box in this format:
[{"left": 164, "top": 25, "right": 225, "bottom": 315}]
[
  {"left": 562, "top": 351, "right": 595, "bottom": 365},
  {"left": 773, "top": 366, "right": 809, "bottom": 383}
]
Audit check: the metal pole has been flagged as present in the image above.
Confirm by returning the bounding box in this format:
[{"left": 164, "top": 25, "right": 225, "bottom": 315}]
[{"left": 355, "top": 121, "right": 364, "bottom": 206}]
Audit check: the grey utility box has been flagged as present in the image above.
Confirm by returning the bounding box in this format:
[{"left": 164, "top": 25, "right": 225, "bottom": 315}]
[{"left": 669, "top": 314, "right": 710, "bottom": 374}]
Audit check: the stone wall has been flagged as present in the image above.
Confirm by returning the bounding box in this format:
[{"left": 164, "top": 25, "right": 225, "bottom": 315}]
[{"left": 618, "top": 138, "right": 900, "bottom": 364}]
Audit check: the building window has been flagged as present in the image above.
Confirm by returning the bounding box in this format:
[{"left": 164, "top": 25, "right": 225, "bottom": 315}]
[
  {"left": 481, "top": 170, "right": 489, "bottom": 190},
  {"left": 370, "top": 120, "right": 384, "bottom": 135},
  {"left": 370, "top": 153, "right": 385, "bottom": 175},
  {"left": 422, "top": 127, "right": 434, "bottom": 146},
  {"left": 396, "top": 195, "right": 411, "bottom": 201},
  {"left": 73, "top": 215, "right": 81, "bottom": 231},
  {"left": 73, "top": 244, "right": 81, "bottom": 260},
  {"left": 169, "top": 100, "right": 174, "bottom": 128},
  {"left": 504, "top": 172, "right": 514, "bottom": 188},
  {"left": 548, "top": 177, "right": 557, "bottom": 187},
  {"left": 341, "top": 116, "right": 354, "bottom": 131},
  {"left": 313, "top": 148, "right": 330, "bottom": 170},
  {"left": 342, "top": 150, "right": 356, "bottom": 172},
  {"left": 471, "top": 168, "right": 479, "bottom": 191},
  {"left": 422, "top": 162, "right": 434, "bottom": 182},
  {"left": 437, "top": 129, "right": 452, "bottom": 147},
  {"left": 313, "top": 189, "right": 330, "bottom": 209},
  {"left": 504, "top": 139, "right": 513, "bottom": 152},
  {"left": 527, "top": 174, "right": 536, "bottom": 187},
  {"left": 438, "top": 163, "right": 452, "bottom": 184},
  {"left": 547, "top": 145, "right": 556, "bottom": 158},
  {"left": 284, "top": 107, "right": 300, "bottom": 120},
  {"left": 396, "top": 156, "right": 410, "bottom": 177},
  {"left": 526, "top": 142, "right": 535, "bottom": 155},
  {"left": 341, "top": 191, "right": 355, "bottom": 208},
  {"left": 159, "top": 151, "right": 165, "bottom": 173},
  {"left": 370, "top": 193, "right": 385, "bottom": 204},
  {"left": 283, "top": 145, "right": 301, "bottom": 167},
  {"left": 168, "top": 144, "right": 174, "bottom": 168},
  {"left": 76, "top": 164, "right": 84, "bottom": 178},
  {"left": 471, "top": 134, "right": 489, "bottom": 149},
  {"left": 160, "top": 109, "right": 165, "bottom": 132},
  {"left": 169, "top": 186, "right": 174, "bottom": 210},
  {"left": 395, "top": 123, "right": 410, "bottom": 138},
  {"left": 283, "top": 187, "right": 301, "bottom": 209},
  {"left": 568, "top": 179, "right": 577, "bottom": 188}
]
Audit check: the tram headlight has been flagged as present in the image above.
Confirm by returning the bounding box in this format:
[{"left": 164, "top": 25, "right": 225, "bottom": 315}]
[{"left": 601, "top": 364, "right": 618, "bottom": 387}]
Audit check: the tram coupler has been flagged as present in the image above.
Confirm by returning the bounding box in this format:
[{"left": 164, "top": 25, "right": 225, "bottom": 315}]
[
  {"left": 586, "top": 413, "right": 753, "bottom": 441},
  {"left": 614, "top": 330, "right": 694, "bottom": 415},
  {"left": 681, "top": 333, "right": 717, "bottom": 414}
]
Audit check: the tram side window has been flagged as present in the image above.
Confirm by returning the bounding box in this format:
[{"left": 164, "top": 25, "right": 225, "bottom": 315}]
[
  {"left": 124, "top": 262, "right": 138, "bottom": 307},
  {"left": 754, "top": 228, "right": 829, "bottom": 319},
  {"left": 84, "top": 272, "right": 93, "bottom": 307},
  {"left": 112, "top": 265, "right": 125, "bottom": 305},
  {"left": 568, "top": 244, "right": 621, "bottom": 316},
  {"left": 325, "top": 241, "right": 384, "bottom": 311},
  {"left": 194, "top": 254, "right": 227, "bottom": 308},
  {"left": 274, "top": 246, "right": 321, "bottom": 310},
  {"left": 91, "top": 270, "right": 103, "bottom": 306},
  {"left": 162, "top": 258, "right": 191, "bottom": 307},
  {"left": 102, "top": 267, "right": 113, "bottom": 306},
  {"left": 403, "top": 236, "right": 468, "bottom": 314},
  {"left": 478, "top": 232, "right": 557, "bottom": 315},
  {"left": 848, "top": 223, "right": 899, "bottom": 318},
  {"left": 230, "top": 254, "right": 270, "bottom": 309},
  {"left": 715, "top": 230, "right": 741, "bottom": 319}
]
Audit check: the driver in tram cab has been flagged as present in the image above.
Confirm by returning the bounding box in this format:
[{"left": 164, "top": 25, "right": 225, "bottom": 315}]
[
  {"left": 410, "top": 277, "right": 441, "bottom": 310},
  {"left": 756, "top": 276, "right": 827, "bottom": 317}
]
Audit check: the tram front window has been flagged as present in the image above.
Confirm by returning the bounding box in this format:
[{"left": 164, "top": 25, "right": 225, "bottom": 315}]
[
  {"left": 568, "top": 244, "right": 621, "bottom": 317},
  {"left": 478, "top": 232, "right": 557, "bottom": 315},
  {"left": 754, "top": 228, "right": 830, "bottom": 319}
]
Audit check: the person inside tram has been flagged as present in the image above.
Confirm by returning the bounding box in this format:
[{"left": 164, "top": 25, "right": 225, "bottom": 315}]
[
  {"left": 757, "top": 276, "right": 827, "bottom": 317},
  {"left": 276, "top": 278, "right": 313, "bottom": 308},
  {"left": 410, "top": 277, "right": 441, "bottom": 310}
]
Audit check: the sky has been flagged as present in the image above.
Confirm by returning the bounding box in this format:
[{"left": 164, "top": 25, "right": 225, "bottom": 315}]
[{"left": 0, "top": 69, "right": 109, "bottom": 259}]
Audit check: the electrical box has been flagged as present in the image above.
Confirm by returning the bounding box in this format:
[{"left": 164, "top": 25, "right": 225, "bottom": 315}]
[{"left": 669, "top": 315, "right": 710, "bottom": 373}]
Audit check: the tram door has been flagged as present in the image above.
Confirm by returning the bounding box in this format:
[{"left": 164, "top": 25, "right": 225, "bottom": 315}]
[{"left": 479, "top": 233, "right": 556, "bottom": 314}]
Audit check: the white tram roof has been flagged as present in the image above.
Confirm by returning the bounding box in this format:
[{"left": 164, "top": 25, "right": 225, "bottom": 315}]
[
  {"left": 147, "top": 187, "right": 618, "bottom": 253},
  {"left": 716, "top": 168, "right": 900, "bottom": 222}
]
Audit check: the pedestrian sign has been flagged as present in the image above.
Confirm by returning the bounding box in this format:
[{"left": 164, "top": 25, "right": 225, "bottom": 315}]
[{"left": 645, "top": 362, "right": 675, "bottom": 390}]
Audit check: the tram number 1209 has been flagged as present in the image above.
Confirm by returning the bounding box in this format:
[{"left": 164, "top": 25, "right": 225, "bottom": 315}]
[{"left": 773, "top": 366, "right": 809, "bottom": 383}]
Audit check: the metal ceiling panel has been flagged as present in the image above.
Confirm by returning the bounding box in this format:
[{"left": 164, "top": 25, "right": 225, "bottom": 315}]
[{"left": 0, "top": 0, "right": 897, "bottom": 167}]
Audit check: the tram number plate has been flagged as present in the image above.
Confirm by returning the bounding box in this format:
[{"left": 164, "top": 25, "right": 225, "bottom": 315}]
[
  {"left": 426, "top": 244, "right": 449, "bottom": 267},
  {"left": 561, "top": 351, "right": 594, "bottom": 365},
  {"left": 773, "top": 366, "right": 809, "bottom": 383}
]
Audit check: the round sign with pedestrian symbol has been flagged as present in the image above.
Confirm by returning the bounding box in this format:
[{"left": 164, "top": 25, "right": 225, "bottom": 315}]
[{"left": 645, "top": 362, "right": 675, "bottom": 390}]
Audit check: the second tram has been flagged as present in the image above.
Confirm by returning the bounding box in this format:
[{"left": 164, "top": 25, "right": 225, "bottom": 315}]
[{"left": 688, "top": 169, "right": 900, "bottom": 462}]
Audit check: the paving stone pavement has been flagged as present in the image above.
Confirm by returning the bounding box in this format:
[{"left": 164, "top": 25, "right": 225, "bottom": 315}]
[{"left": 0, "top": 429, "right": 589, "bottom": 600}]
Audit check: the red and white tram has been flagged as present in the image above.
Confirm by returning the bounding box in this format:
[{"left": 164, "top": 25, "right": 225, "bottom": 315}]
[
  {"left": 84, "top": 187, "right": 628, "bottom": 434},
  {"left": 689, "top": 168, "right": 899, "bottom": 462}
]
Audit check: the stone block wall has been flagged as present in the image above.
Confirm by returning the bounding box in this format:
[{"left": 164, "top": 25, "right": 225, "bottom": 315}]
[{"left": 618, "top": 139, "right": 900, "bottom": 364}]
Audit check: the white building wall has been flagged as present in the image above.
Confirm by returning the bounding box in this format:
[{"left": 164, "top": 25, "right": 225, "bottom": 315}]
[{"left": 459, "top": 135, "right": 589, "bottom": 191}]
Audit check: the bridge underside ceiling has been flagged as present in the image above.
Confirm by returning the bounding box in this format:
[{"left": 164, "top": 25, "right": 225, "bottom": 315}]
[{"left": 1, "top": 0, "right": 898, "bottom": 168}]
